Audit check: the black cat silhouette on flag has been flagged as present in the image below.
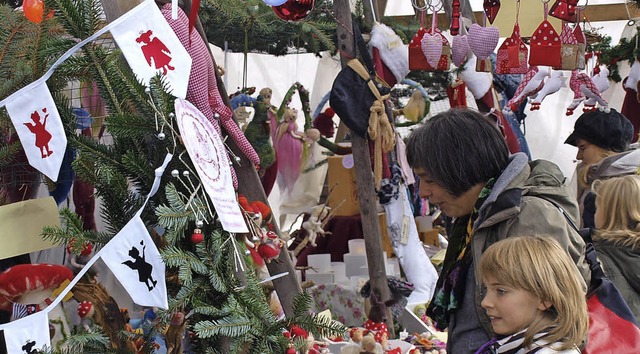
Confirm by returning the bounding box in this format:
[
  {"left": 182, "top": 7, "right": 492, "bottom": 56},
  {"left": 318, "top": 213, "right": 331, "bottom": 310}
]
[
  {"left": 22, "top": 340, "right": 37, "bottom": 354},
  {"left": 122, "top": 240, "right": 158, "bottom": 291}
]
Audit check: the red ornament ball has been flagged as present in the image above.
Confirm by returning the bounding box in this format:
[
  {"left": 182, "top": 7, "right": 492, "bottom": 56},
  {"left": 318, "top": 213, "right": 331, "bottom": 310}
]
[
  {"left": 272, "top": 0, "right": 314, "bottom": 22},
  {"left": 191, "top": 229, "right": 204, "bottom": 244},
  {"left": 286, "top": 347, "right": 296, "bottom": 354}
]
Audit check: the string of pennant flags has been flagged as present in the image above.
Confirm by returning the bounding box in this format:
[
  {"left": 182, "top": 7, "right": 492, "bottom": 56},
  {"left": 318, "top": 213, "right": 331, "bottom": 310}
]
[
  {"left": 0, "top": 0, "right": 254, "bottom": 351},
  {"left": 0, "top": 154, "right": 173, "bottom": 353},
  {"left": 1, "top": 0, "right": 192, "bottom": 182}
]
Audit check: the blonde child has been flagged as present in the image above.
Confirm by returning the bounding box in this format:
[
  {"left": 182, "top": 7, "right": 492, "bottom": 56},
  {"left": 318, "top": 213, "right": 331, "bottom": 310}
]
[
  {"left": 475, "top": 235, "right": 588, "bottom": 353},
  {"left": 592, "top": 175, "right": 640, "bottom": 321}
]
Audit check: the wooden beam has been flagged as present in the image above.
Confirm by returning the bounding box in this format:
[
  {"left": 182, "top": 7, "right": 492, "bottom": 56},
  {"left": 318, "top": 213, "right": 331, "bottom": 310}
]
[
  {"left": 335, "top": 0, "right": 394, "bottom": 338},
  {"left": 396, "top": 2, "right": 637, "bottom": 30}
]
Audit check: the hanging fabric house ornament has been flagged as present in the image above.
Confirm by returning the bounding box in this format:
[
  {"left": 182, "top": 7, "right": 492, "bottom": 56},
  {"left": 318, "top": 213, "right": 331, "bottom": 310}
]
[
  {"left": 555, "top": 22, "right": 579, "bottom": 70},
  {"left": 483, "top": 0, "right": 500, "bottom": 24},
  {"left": 496, "top": 0, "right": 527, "bottom": 74},
  {"left": 496, "top": 23, "right": 528, "bottom": 74},
  {"left": 529, "top": 3, "right": 561, "bottom": 67},
  {"left": 272, "top": 0, "right": 314, "bottom": 22}
]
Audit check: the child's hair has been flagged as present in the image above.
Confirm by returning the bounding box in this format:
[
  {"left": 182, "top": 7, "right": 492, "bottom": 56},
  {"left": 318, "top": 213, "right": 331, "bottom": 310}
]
[
  {"left": 478, "top": 235, "right": 588, "bottom": 350},
  {"left": 593, "top": 175, "right": 640, "bottom": 234}
]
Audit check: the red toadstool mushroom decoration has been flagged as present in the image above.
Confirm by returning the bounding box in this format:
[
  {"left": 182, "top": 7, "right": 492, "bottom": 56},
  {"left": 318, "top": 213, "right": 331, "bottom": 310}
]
[{"left": 0, "top": 264, "right": 73, "bottom": 345}]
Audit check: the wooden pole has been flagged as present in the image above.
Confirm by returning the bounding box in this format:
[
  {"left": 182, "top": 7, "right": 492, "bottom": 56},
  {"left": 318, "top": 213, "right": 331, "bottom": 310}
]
[{"left": 333, "top": 0, "right": 394, "bottom": 337}]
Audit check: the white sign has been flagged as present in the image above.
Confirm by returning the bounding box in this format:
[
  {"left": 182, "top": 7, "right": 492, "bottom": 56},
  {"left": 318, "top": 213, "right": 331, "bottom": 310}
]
[{"left": 175, "top": 98, "right": 248, "bottom": 232}]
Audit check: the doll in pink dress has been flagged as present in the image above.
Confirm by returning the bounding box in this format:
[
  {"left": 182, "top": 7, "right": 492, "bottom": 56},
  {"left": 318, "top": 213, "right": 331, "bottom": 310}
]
[{"left": 274, "top": 108, "right": 306, "bottom": 195}]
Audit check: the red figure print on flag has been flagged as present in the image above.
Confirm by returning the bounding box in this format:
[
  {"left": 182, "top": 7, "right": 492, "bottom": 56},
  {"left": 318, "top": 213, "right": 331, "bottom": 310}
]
[
  {"left": 24, "top": 108, "right": 53, "bottom": 158},
  {"left": 135, "top": 30, "right": 175, "bottom": 75}
]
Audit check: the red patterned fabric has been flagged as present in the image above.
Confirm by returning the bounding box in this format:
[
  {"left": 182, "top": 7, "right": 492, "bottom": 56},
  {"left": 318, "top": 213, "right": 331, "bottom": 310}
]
[
  {"left": 161, "top": 4, "right": 259, "bottom": 189},
  {"left": 529, "top": 20, "right": 561, "bottom": 67},
  {"left": 496, "top": 23, "right": 528, "bottom": 74}
]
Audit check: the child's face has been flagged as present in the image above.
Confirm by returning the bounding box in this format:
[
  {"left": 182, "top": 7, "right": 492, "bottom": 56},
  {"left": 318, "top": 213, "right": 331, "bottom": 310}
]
[{"left": 481, "top": 276, "right": 548, "bottom": 336}]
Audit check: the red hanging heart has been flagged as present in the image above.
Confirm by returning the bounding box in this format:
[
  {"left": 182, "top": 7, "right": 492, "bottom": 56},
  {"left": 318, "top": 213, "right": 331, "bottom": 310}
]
[
  {"left": 483, "top": 0, "right": 501, "bottom": 24},
  {"left": 272, "top": 0, "right": 314, "bottom": 22}
]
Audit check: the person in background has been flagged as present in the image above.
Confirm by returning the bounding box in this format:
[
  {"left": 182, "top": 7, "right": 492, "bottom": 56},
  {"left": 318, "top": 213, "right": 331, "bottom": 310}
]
[
  {"left": 476, "top": 235, "right": 588, "bottom": 354},
  {"left": 592, "top": 175, "right": 640, "bottom": 322},
  {"left": 405, "top": 108, "right": 588, "bottom": 354},
  {"left": 564, "top": 108, "right": 638, "bottom": 228}
]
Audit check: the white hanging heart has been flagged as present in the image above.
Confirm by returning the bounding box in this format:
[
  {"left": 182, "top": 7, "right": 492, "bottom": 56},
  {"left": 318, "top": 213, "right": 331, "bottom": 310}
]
[
  {"left": 467, "top": 23, "right": 500, "bottom": 60},
  {"left": 421, "top": 33, "right": 443, "bottom": 68},
  {"left": 451, "top": 35, "right": 470, "bottom": 67}
]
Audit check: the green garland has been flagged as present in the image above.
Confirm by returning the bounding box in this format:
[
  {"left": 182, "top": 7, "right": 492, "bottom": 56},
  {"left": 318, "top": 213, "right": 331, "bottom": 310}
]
[{"left": 586, "top": 26, "right": 640, "bottom": 82}]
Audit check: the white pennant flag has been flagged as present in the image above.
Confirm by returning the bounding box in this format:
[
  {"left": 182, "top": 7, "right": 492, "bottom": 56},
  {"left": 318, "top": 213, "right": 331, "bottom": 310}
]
[
  {"left": 5, "top": 82, "right": 66, "bottom": 181},
  {"left": 101, "top": 214, "right": 168, "bottom": 309},
  {"left": 3, "top": 311, "right": 51, "bottom": 354},
  {"left": 110, "top": 0, "right": 191, "bottom": 98}
]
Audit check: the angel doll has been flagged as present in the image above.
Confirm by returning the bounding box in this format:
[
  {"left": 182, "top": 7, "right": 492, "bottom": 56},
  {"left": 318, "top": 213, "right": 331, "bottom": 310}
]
[{"left": 274, "top": 108, "right": 307, "bottom": 194}]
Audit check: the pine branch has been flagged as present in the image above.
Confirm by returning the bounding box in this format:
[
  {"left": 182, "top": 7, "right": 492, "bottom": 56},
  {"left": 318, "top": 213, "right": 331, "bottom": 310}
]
[
  {"left": 0, "top": 139, "right": 20, "bottom": 166},
  {"left": 163, "top": 245, "right": 209, "bottom": 286},
  {"left": 193, "top": 316, "right": 253, "bottom": 338},
  {"left": 41, "top": 208, "right": 112, "bottom": 246}
]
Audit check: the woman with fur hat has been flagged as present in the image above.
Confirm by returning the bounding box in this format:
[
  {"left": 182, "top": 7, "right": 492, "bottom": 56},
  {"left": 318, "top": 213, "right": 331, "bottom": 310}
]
[
  {"left": 592, "top": 175, "right": 640, "bottom": 322},
  {"left": 564, "top": 108, "right": 639, "bottom": 228}
]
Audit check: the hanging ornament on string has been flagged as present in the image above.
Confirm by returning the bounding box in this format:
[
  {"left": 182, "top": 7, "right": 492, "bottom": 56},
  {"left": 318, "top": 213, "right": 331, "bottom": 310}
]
[
  {"left": 22, "top": 0, "right": 53, "bottom": 24},
  {"left": 272, "top": 0, "right": 314, "bottom": 22},
  {"left": 191, "top": 220, "right": 204, "bottom": 244},
  {"left": 483, "top": 0, "right": 500, "bottom": 24},
  {"left": 262, "top": 0, "right": 287, "bottom": 6}
]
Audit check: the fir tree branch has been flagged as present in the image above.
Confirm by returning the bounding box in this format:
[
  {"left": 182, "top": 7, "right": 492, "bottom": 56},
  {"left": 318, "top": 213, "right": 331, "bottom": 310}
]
[{"left": 193, "top": 317, "right": 253, "bottom": 338}]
